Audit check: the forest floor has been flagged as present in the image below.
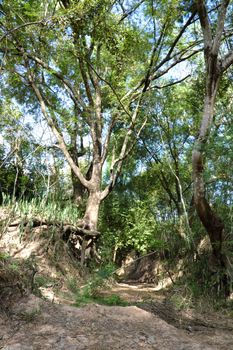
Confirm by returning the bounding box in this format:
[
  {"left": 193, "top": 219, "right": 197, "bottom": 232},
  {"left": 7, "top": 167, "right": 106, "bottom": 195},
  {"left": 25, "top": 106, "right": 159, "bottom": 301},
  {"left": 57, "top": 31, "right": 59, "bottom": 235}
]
[
  {"left": 1, "top": 208, "right": 233, "bottom": 349},
  {"left": 1, "top": 282, "right": 233, "bottom": 350}
]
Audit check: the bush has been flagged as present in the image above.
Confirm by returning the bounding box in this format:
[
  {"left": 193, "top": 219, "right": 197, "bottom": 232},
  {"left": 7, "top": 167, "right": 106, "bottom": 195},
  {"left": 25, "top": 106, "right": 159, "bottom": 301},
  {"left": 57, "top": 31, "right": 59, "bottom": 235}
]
[{"left": 73, "top": 264, "right": 128, "bottom": 307}]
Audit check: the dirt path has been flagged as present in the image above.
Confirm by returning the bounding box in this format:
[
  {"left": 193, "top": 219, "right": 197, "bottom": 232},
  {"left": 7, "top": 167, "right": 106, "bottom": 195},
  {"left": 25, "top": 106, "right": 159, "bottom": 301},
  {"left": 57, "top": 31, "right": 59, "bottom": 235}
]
[
  {"left": 1, "top": 285, "right": 233, "bottom": 350},
  {"left": 1, "top": 209, "right": 233, "bottom": 349}
]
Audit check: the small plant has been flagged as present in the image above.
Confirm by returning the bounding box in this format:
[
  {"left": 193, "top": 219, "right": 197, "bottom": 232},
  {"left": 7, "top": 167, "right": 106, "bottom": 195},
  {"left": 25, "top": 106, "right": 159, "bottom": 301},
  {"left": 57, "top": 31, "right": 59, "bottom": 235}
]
[
  {"left": 35, "top": 275, "right": 55, "bottom": 288},
  {"left": 67, "top": 277, "right": 79, "bottom": 293},
  {"left": 169, "top": 288, "right": 194, "bottom": 311},
  {"left": 9, "top": 261, "right": 20, "bottom": 271},
  {"left": 73, "top": 264, "right": 128, "bottom": 307},
  {"left": 94, "top": 294, "right": 129, "bottom": 306},
  {"left": 75, "top": 292, "right": 128, "bottom": 307},
  {"left": 20, "top": 307, "right": 41, "bottom": 322},
  {"left": 0, "top": 252, "right": 10, "bottom": 260}
]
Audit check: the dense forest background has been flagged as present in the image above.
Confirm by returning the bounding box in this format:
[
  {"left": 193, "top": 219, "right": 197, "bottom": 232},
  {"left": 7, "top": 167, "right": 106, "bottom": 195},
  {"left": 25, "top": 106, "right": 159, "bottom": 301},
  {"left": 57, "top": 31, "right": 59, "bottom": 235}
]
[{"left": 0, "top": 0, "right": 232, "bottom": 300}]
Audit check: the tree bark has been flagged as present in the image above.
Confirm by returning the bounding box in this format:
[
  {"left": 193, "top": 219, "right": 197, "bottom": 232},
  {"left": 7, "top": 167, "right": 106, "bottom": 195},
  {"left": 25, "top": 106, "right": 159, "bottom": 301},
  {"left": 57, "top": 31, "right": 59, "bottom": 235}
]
[
  {"left": 0, "top": 184, "right": 3, "bottom": 205},
  {"left": 192, "top": 0, "right": 231, "bottom": 293},
  {"left": 192, "top": 0, "right": 233, "bottom": 296},
  {"left": 79, "top": 190, "right": 101, "bottom": 231},
  {"left": 78, "top": 189, "right": 102, "bottom": 265},
  {"left": 192, "top": 81, "right": 231, "bottom": 294},
  {"left": 71, "top": 169, "right": 85, "bottom": 205},
  {"left": 192, "top": 75, "right": 225, "bottom": 250}
]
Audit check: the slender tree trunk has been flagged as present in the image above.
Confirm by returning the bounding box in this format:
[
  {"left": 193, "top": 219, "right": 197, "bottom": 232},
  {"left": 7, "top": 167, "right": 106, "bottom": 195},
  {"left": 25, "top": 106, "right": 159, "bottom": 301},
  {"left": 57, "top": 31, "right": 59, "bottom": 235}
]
[
  {"left": 69, "top": 136, "right": 86, "bottom": 205},
  {"left": 192, "top": 0, "right": 233, "bottom": 295}
]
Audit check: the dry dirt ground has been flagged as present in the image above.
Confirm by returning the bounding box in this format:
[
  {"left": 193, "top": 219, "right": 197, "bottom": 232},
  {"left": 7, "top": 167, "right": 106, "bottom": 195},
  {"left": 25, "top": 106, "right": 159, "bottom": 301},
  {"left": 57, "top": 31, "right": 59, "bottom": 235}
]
[{"left": 1, "top": 285, "right": 233, "bottom": 350}]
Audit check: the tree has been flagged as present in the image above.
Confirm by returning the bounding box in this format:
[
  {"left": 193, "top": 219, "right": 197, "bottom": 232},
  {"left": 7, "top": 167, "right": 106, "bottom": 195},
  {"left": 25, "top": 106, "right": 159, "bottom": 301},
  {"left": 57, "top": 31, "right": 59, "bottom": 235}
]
[
  {"left": 0, "top": 0, "right": 199, "bottom": 262},
  {"left": 192, "top": 0, "right": 233, "bottom": 292},
  {"left": 0, "top": 98, "right": 51, "bottom": 200}
]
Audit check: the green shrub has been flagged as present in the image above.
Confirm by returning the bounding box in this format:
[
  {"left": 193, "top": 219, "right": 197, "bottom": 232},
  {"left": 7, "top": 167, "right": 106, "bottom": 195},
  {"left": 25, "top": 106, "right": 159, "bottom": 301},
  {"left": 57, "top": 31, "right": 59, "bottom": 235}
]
[{"left": 73, "top": 264, "right": 128, "bottom": 307}]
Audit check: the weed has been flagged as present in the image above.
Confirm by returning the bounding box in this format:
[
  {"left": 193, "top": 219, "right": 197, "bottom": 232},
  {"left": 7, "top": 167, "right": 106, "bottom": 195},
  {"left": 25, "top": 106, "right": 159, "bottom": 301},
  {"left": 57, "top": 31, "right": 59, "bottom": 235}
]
[
  {"left": 0, "top": 252, "right": 10, "bottom": 260},
  {"left": 9, "top": 262, "right": 20, "bottom": 271},
  {"left": 72, "top": 264, "right": 128, "bottom": 307},
  {"left": 93, "top": 294, "right": 129, "bottom": 306},
  {"left": 20, "top": 307, "right": 41, "bottom": 322},
  {"left": 67, "top": 277, "right": 79, "bottom": 293},
  {"left": 75, "top": 292, "right": 128, "bottom": 307},
  {"left": 169, "top": 288, "right": 194, "bottom": 311},
  {"left": 34, "top": 275, "right": 55, "bottom": 288},
  {"left": 2, "top": 196, "right": 81, "bottom": 226}
]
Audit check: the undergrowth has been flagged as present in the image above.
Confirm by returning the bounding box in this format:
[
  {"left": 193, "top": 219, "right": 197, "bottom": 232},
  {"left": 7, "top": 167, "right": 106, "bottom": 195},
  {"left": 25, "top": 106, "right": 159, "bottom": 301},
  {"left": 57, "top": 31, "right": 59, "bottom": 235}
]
[
  {"left": 68, "top": 264, "right": 128, "bottom": 307},
  {"left": 167, "top": 252, "right": 233, "bottom": 312},
  {"left": 0, "top": 252, "right": 36, "bottom": 300},
  {"left": 2, "top": 194, "right": 81, "bottom": 225},
  {"left": 75, "top": 292, "right": 129, "bottom": 307}
]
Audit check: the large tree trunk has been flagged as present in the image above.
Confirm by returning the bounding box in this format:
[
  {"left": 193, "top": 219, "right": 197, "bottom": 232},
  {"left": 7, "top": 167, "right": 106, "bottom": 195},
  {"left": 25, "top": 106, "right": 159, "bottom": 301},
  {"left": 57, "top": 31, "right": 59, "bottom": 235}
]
[
  {"left": 77, "top": 191, "right": 101, "bottom": 265},
  {"left": 192, "top": 0, "right": 233, "bottom": 296},
  {"left": 80, "top": 190, "right": 101, "bottom": 231},
  {"left": 75, "top": 158, "right": 102, "bottom": 265},
  {"left": 192, "top": 87, "right": 229, "bottom": 295},
  {"left": 71, "top": 169, "right": 85, "bottom": 205},
  {"left": 192, "top": 153, "right": 224, "bottom": 257}
]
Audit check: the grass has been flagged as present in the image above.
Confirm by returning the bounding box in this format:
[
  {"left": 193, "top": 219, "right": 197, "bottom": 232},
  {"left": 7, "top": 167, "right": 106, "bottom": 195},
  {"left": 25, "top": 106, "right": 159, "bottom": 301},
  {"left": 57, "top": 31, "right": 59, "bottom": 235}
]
[
  {"left": 66, "top": 264, "right": 129, "bottom": 307},
  {"left": 35, "top": 275, "right": 56, "bottom": 288},
  {"left": 2, "top": 194, "right": 81, "bottom": 225},
  {"left": 19, "top": 307, "right": 41, "bottom": 322},
  {"left": 0, "top": 254, "right": 36, "bottom": 298},
  {"left": 75, "top": 292, "right": 129, "bottom": 307}
]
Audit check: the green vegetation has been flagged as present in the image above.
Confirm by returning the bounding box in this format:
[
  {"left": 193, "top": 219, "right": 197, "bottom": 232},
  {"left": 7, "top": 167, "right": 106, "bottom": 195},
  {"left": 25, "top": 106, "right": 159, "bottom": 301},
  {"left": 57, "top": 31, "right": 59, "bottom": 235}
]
[
  {"left": 72, "top": 265, "right": 128, "bottom": 307},
  {"left": 2, "top": 195, "right": 81, "bottom": 225},
  {"left": 75, "top": 293, "right": 129, "bottom": 307},
  {"left": 34, "top": 275, "right": 56, "bottom": 288},
  {"left": 0, "top": 0, "right": 233, "bottom": 306},
  {"left": 19, "top": 307, "right": 41, "bottom": 323},
  {"left": 0, "top": 254, "right": 36, "bottom": 299}
]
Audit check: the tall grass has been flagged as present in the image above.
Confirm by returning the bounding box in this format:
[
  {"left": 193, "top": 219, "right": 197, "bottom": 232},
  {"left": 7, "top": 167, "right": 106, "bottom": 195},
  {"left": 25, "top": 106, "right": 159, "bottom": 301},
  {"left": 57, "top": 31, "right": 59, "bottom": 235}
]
[{"left": 2, "top": 194, "right": 81, "bottom": 225}]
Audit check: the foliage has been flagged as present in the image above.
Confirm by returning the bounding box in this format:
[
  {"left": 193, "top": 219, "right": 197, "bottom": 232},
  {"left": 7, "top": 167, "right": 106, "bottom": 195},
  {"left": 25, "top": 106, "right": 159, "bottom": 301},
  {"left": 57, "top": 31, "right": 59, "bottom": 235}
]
[
  {"left": 34, "top": 275, "right": 56, "bottom": 288},
  {"left": 75, "top": 292, "right": 128, "bottom": 307},
  {"left": 2, "top": 196, "right": 81, "bottom": 225},
  {"left": 0, "top": 253, "right": 36, "bottom": 298},
  {"left": 71, "top": 264, "right": 128, "bottom": 306},
  {"left": 19, "top": 307, "right": 41, "bottom": 323}
]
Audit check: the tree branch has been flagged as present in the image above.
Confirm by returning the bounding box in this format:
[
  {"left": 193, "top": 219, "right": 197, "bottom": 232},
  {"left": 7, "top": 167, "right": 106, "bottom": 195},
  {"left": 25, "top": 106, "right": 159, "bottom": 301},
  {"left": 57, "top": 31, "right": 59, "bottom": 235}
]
[
  {"left": 152, "top": 11, "right": 197, "bottom": 75},
  {"left": 221, "top": 50, "right": 233, "bottom": 72},
  {"left": 101, "top": 97, "right": 146, "bottom": 200},
  {"left": 23, "top": 55, "right": 90, "bottom": 189},
  {"left": 119, "top": 0, "right": 146, "bottom": 22},
  {"left": 196, "top": 0, "right": 213, "bottom": 54},
  {"left": 0, "top": 19, "right": 49, "bottom": 43},
  {"left": 101, "top": 117, "right": 116, "bottom": 165},
  {"left": 212, "top": 0, "right": 230, "bottom": 55},
  {"left": 130, "top": 75, "right": 191, "bottom": 101},
  {"left": 26, "top": 53, "right": 85, "bottom": 111}
]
